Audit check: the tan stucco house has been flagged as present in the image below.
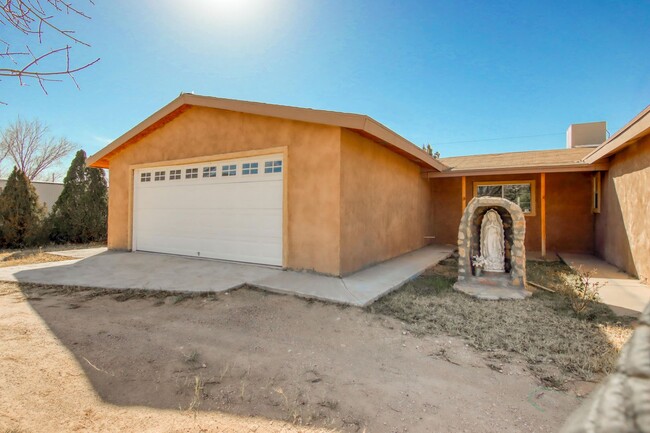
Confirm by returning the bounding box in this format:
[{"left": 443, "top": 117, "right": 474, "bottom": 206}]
[{"left": 88, "top": 95, "right": 649, "bottom": 280}]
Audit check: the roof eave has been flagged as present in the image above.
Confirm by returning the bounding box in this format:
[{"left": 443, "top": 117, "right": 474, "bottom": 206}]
[
  {"left": 427, "top": 161, "right": 609, "bottom": 178},
  {"left": 87, "top": 94, "right": 448, "bottom": 171},
  {"left": 87, "top": 94, "right": 189, "bottom": 168}
]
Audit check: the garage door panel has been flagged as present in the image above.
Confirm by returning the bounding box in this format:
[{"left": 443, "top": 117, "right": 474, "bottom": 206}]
[
  {"left": 137, "top": 183, "right": 282, "bottom": 210},
  {"left": 134, "top": 155, "right": 283, "bottom": 266}
]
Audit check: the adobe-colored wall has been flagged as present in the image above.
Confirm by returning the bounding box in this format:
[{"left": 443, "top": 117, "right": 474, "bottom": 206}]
[
  {"left": 596, "top": 137, "right": 650, "bottom": 280},
  {"left": 106, "top": 106, "right": 342, "bottom": 275},
  {"left": 545, "top": 172, "right": 594, "bottom": 253},
  {"left": 430, "top": 177, "right": 462, "bottom": 245},
  {"left": 339, "top": 129, "right": 433, "bottom": 275},
  {"left": 430, "top": 172, "right": 595, "bottom": 254}
]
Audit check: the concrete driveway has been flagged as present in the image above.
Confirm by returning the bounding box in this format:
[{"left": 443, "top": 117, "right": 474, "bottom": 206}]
[{"left": 0, "top": 245, "right": 453, "bottom": 306}]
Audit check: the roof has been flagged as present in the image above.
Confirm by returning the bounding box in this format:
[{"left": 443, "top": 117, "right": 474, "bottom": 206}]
[
  {"left": 429, "top": 147, "right": 608, "bottom": 178},
  {"left": 87, "top": 94, "right": 447, "bottom": 171},
  {"left": 441, "top": 147, "right": 593, "bottom": 170},
  {"left": 583, "top": 104, "right": 650, "bottom": 163}
]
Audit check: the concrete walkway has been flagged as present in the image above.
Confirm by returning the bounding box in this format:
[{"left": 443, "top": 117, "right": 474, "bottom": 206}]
[
  {"left": 0, "top": 245, "right": 453, "bottom": 307},
  {"left": 559, "top": 253, "right": 650, "bottom": 317}
]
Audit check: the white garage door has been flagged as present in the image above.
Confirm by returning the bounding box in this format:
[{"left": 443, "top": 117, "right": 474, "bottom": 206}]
[{"left": 133, "top": 154, "right": 283, "bottom": 266}]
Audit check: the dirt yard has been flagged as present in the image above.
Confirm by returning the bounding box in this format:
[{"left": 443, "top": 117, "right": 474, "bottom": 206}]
[{"left": 0, "top": 279, "right": 585, "bottom": 433}]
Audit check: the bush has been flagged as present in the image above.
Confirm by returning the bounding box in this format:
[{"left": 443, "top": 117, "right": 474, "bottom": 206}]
[
  {"left": 561, "top": 267, "right": 603, "bottom": 317},
  {"left": 0, "top": 167, "right": 46, "bottom": 248}
]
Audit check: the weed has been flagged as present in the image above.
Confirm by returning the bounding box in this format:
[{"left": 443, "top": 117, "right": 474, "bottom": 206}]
[
  {"left": 188, "top": 375, "right": 204, "bottom": 416},
  {"left": 561, "top": 267, "right": 604, "bottom": 317},
  {"left": 184, "top": 350, "right": 199, "bottom": 363},
  {"left": 219, "top": 363, "right": 230, "bottom": 382},
  {"left": 318, "top": 399, "right": 339, "bottom": 410},
  {"left": 172, "top": 293, "right": 193, "bottom": 304}
]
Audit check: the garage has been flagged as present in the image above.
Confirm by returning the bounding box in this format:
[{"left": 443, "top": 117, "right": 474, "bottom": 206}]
[{"left": 133, "top": 154, "right": 283, "bottom": 266}]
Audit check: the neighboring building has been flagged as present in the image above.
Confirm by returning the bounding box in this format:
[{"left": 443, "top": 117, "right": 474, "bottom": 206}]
[
  {"left": 87, "top": 94, "right": 649, "bottom": 280},
  {"left": 0, "top": 179, "right": 64, "bottom": 211}
]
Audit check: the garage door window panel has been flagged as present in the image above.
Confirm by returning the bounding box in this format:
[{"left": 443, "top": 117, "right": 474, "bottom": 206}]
[
  {"left": 203, "top": 166, "right": 217, "bottom": 178},
  {"left": 222, "top": 164, "right": 237, "bottom": 176},
  {"left": 242, "top": 162, "right": 258, "bottom": 175},
  {"left": 264, "top": 160, "right": 282, "bottom": 173},
  {"left": 186, "top": 168, "right": 198, "bottom": 179}
]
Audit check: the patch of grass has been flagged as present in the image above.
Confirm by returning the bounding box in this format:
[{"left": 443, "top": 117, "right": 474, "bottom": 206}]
[
  {"left": 0, "top": 242, "right": 105, "bottom": 256},
  {"left": 0, "top": 251, "right": 74, "bottom": 268},
  {"left": 11, "top": 281, "right": 221, "bottom": 306},
  {"left": 371, "top": 257, "right": 633, "bottom": 386}
]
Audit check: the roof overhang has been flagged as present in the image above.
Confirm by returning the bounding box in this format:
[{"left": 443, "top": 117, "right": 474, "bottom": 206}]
[
  {"left": 87, "top": 94, "right": 448, "bottom": 171},
  {"left": 583, "top": 104, "right": 650, "bottom": 163},
  {"left": 427, "top": 161, "right": 609, "bottom": 178}
]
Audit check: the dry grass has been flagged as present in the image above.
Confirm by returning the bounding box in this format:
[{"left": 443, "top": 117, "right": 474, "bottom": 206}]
[
  {"left": 0, "top": 242, "right": 105, "bottom": 268},
  {"left": 371, "top": 256, "right": 634, "bottom": 387},
  {"left": 10, "top": 282, "right": 222, "bottom": 305},
  {"left": 0, "top": 242, "right": 105, "bottom": 255},
  {"left": 0, "top": 251, "right": 74, "bottom": 268}
]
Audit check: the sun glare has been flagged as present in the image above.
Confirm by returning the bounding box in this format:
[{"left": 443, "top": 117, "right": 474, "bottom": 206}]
[{"left": 198, "top": 0, "right": 259, "bottom": 18}]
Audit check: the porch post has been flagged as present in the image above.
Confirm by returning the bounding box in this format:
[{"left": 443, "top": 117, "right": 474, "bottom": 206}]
[
  {"left": 461, "top": 176, "right": 467, "bottom": 211},
  {"left": 541, "top": 172, "right": 546, "bottom": 258}
]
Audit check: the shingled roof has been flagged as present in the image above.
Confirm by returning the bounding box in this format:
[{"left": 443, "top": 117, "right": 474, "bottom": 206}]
[{"left": 429, "top": 147, "right": 607, "bottom": 177}]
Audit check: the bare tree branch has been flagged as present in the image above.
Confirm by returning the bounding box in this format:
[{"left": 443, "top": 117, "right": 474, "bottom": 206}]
[
  {"left": 0, "top": 0, "right": 98, "bottom": 99},
  {"left": 1, "top": 118, "right": 76, "bottom": 180}
]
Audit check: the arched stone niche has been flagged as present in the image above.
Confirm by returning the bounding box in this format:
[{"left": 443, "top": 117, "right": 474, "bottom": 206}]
[{"left": 457, "top": 197, "right": 527, "bottom": 287}]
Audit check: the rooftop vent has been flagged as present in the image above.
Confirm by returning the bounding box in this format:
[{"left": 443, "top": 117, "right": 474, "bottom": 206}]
[{"left": 566, "top": 121, "right": 607, "bottom": 149}]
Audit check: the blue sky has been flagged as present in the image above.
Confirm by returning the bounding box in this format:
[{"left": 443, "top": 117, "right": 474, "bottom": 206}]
[{"left": 2, "top": 0, "right": 649, "bottom": 171}]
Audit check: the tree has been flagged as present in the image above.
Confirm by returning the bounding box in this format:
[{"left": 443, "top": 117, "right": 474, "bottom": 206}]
[
  {"left": 0, "top": 0, "right": 99, "bottom": 98},
  {"left": 82, "top": 156, "right": 108, "bottom": 241},
  {"left": 48, "top": 149, "right": 107, "bottom": 243},
  {"left": 1, "top": 118, "right": 76, "bottom": 180},
  {"left": 0, "top": 167, "right": 45, "bottom": 247},
  {"left": 421, "top": 143, "right": 441, "bottom": 159}
]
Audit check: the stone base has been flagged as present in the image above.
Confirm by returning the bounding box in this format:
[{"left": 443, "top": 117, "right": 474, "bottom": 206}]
[{"left": 454, "top": 273, "right": 531, "bottom": 300}]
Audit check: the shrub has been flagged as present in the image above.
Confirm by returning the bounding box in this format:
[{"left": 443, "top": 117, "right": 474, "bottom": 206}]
[
  {"left": 0, "top": 167, "right": 46, "bottom": 247},
  {"left": 561, "top": 267, "right": 603, "bottom": 317}
]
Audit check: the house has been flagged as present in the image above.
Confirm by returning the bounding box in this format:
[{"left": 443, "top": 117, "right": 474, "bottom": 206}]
[
  {"left": 0, "top": 179, "right": 64, "bottom": 211},
  {"left": 87, "top": 94, "right": 649, "bottom": 281}
]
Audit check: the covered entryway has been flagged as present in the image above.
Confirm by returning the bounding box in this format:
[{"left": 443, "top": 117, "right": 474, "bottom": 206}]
[{"left": 133, "top": 154, "right": 283, "bottom": 266}]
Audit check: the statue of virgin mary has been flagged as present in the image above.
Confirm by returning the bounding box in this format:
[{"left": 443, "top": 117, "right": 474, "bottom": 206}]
[{"left": 480, "top": 210, "right": 505, "bottom": 272}]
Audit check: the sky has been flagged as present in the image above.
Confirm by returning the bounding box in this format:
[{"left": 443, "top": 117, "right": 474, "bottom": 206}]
[{"left": 2, "top": 0, "right": 649, "bottom": 175}]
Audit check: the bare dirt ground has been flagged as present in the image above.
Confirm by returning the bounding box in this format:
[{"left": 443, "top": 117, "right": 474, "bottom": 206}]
[{"left": 0, "top": 281, "right": 583, "bottom": 433}]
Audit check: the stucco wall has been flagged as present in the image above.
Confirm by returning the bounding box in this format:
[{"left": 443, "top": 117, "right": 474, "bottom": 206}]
[
  {"left": 596, "top": 137, "right": 650, "bottom": 280},
  {"left": 430, "top": 172, "right": 595, "bottom": 254},
  {"left": 339, "top": 129, "right": 433, "bottom": 275},
  {"left": 106, "top": 106, "right": 342, "bottom": 275},
  {"left": 545, "top": 172, "right": 594, "bottom": 253},
  {"left": 430, "top": 177, "right": 463, "bottom": 245}
]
